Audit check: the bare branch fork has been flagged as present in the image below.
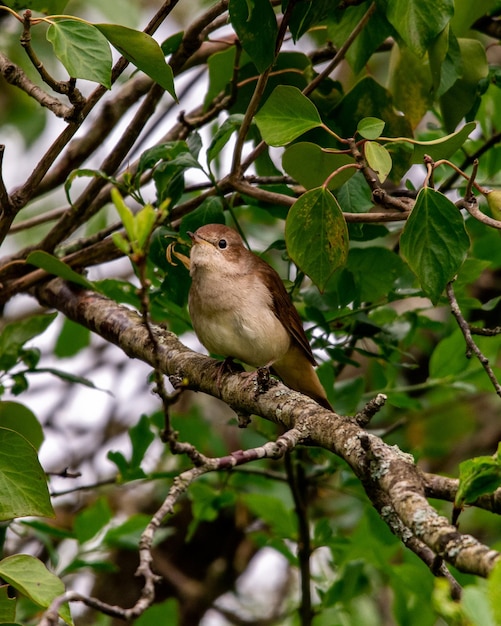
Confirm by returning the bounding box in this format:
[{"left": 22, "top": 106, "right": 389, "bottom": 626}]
[{"left": 39, "top": 427, "right": 303, "bottom": 625}]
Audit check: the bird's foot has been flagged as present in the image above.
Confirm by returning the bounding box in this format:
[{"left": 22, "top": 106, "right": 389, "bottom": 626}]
[
  {"left": 239, "top": 366, "right": 278, "bottom": 398},
  {"left": 215, "top": 357, "right": 244, "bottom": 389}
]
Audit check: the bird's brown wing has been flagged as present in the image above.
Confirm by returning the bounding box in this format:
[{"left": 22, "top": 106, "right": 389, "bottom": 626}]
[{"left": 256, "top": 258, "right": 317, "bottom": 367}]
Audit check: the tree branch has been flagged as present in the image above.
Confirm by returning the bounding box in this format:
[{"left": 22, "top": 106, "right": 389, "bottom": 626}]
[{"left": 32, "top": 279, "right": 501, "bottom": 579}]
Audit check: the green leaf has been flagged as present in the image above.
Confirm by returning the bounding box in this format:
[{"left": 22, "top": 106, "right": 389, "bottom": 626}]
[
  {"left": 429, "top": 330, "right": 471, "bottom": 380},
  {"left": 55, "top": 318, "right": 90, "bottom": 358},
  {"left": 364, "top": 141, "right": 392, "bottom": 182},
  {"left": 357, "top": 117, "right": 385, "bottom": 140},
  {"left": 0, "top": 402, "right": 44, "bottom": 451},
  {"left": 241, "top": 493, "right": 296, "bottom": 538},
  {"left": 332, "top": 76, "right": 413, "bottom": 141},
  {"left": 403, "top": 121, "right": 476, "bottom": 164},
  {"left": 135, "top": 600, "right": 179, "bottom": 626},
  {"left": 135, "top": 204, "right": 157, "bottom": 249},
  {"left": 107, "top": 450, "right": 131, "bottom": 478},
  {"left": 388, "top": 43, "right": 433, "bottom": 129},
  {"left": 161, "top": 31, "right": 184, "bottom": 56},
  {"left": 179, "top": 197, "right": 226, "bottom": 239},
  {"left": 486, "top": 190, "right": 501, "bottom": 222},
  {"left": 187, "top": 481, "right": 235, "bottom": 540},
  {"left": 104, "top": 514, "right": 172, "bottom": 550},
  {"left": 136, "top": 141, "right": 195, "bottom": 176},
  {"left": 0, "top": 428, "right": 54, "bottom": 521},
  {"left": 204, "top": 45, "right": 237, "bottom": 109},
  {"left": 64, "top": 168, "right": 118, "bottom": 206},
  {"left": 0, "top": 583, "right": 16, "bottom": 623},
  {"left": 384, "top": 0, "right": 454, "bottom": 57},
  {"left": 289, "top": 0, "right": 337, "bottom": 42},
  {"left": 4, "top": 0, "right": 69, "bottom": 14},
  {"left": 95, "top": 24, "right": 177, "bottom": 100},
  {"left": 347, "top": 247, "right": 405, "bottom": 302},
  {"left": 129, "top": 415, "right": 155, "bottom": 470},
  {"left": 0, "top": 555, "right": 72, "bottom": 625},
  {"left": 207, "top": 114, "right": 245, "bottom": 165},
  {"left": 112, "top": 232, "right": 132, "bottom": 255},
  {"left": 456, "top": 450, "right": 501, "bottom": 507},
  {"left": 282, "top": 142, "right": 355, "bottom": 190},
  {"left": 488, "top": 560, "right": 501, "bottom": 625},
  {"left": 32, "top": 367, "right": 112, "bottom": 394},
  {"left": 255, "top": 85, "right": 322, "bottom": 146},
  {"left": 440, "top": 38, "right": 488, "bottom": 132},
  {"left": 428, "top": 25, "right": 461, "bottom": 98},
  {"left": 46, "top": 20, "right": 112, "bottom": 88},
  {"left": 462, "top": 585, "right": 496, "bottom": 626},
  {"left": 0, "top": 312, "right": 57, "bottom": 371},
  {"left": 228, "top": 0, "right": 278, "bottom": 73},
  {"left": 451, "top": 2, "right": 500, "bottom": 36},
  {"left": 94, "top": 279, "right": 142, "bottom": 309},
  {"left": 286, "top": 187, "right": 349, "bottom": 292},
  {"left": 110, "top": 187, "right": 135, "bottom": 241},
  {"left": 327, "top": 3, "right": 392, "bottom": 74},
  {"left": 74, "top": 497, "right": 112, "bottom": 544},
  {"left": 400, "top": 188, "right": 470, "bottom": 304},
  {"left": 26, "top": 251, "right": 95, "bottom": 290}
]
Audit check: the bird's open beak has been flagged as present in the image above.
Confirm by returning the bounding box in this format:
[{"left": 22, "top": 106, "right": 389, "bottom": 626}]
[{"left": 187, "top": 231, "right": 209, "bottom": 246}]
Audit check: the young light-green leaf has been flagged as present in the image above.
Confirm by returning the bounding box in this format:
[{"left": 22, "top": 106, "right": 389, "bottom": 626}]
[
  {"left": 255, "top": 85, "right": 322, "bottom": 146},
  {"left": 285, "top": 187, "right": 349, "bottom": 292},
  {"left": 228, "top": 0, "right": 278, "bottom": 73},
  {"left": 0, "top": 428, "right": 54, "bottom": 521},
  {"left": 95, "top": 24, "right": 177, "bottom": 100},
  {"left": 111, "top": 187, "right": 136, "bottom": 241},
  {"left": 0, "top": 555, "right": 72, "bottom": 625},
  {"left": 400, "top": 188, "right": 470, "bottom": 304},
  {"left": 364, "top": 141, "right": 392, "bottom": 183},
  {"left": 357, "top": 117, "right": 385, "bottom": 140},
  {"left": 46, "top": 20, "right": 112, "bottom": 88}
]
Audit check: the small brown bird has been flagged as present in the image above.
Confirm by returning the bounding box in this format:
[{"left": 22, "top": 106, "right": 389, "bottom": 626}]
[{"left": 188, "top": 224, "right": 332, "bottom": 410}]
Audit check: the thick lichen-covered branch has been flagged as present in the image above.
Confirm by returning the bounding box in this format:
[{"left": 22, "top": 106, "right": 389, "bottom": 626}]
[{"left": 34, "top": 278, "right": 501, "bottom": 582}]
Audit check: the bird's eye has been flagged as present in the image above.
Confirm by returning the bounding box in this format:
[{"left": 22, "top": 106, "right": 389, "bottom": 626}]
[{"left": 218, "top": 239, "right": 227, "bottom": 249}]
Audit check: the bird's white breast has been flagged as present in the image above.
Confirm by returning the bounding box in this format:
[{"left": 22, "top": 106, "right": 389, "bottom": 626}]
[{"left": 189, "top": 261, "right": 290, "bottom": 367}]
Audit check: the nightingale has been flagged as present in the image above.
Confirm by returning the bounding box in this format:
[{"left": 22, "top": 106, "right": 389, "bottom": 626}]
[{"left": 188, "top": 224, "right": 332, "bottom": 411}]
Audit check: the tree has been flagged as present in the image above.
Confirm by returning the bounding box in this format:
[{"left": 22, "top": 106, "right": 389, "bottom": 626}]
[{"left": 1, "top": 0, "right": 501, "bottom": 623}]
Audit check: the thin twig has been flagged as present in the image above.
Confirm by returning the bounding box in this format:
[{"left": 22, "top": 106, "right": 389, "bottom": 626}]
[
  {"left": 446, "top": 281, "right": 501, "bottom": 398},
  {"left": 41, "top": 429, "right": 303, "bottom": 626},
  {"left": 470, "top": 326, "right": 501, "bottom": 337},
  {"left": 303, "top": 1, "right": 376, "bottom": 98},
  {"left": 0, "top": 52, "right": 73, "bottom": 119},
  {"left": 0, "top": 145, "right": 12, "bottom": 215},
  {"left": 355, "top": 393, "right": 387, "bottom": 426},
  {"left": 285, "top": 452, "right": 313, "bottom": 626},
  {"left": 457, "top": 197, "right": 501, "bottom": 230},
  {"left": 231, "top": 0, "right": 297, "bottom": 176}
]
